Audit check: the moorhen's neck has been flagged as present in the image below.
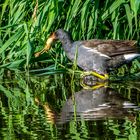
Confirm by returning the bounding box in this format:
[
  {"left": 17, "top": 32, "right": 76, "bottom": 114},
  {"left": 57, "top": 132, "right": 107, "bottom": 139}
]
[{"left": 56, "top": 29, "right": 73, "bottom": 53}]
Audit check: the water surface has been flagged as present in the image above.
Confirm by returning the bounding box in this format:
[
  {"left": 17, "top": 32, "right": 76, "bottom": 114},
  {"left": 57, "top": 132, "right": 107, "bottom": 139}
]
[{"left": 0, "top": 70, "right": 140, "bottom": 139}]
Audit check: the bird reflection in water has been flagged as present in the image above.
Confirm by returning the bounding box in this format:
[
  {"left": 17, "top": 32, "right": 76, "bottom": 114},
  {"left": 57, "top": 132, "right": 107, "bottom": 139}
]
[
  {"left": 57, "top": 84, "right": 137, "bottom": 124},
  {"left": 35, "top": 79, "right": 138, "bottom": 124}
]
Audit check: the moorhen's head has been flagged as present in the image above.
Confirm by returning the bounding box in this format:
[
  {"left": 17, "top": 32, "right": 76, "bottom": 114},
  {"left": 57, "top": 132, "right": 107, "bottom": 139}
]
[
  {"left": 49, "top": 29, "right": 73, "bottom": 43},
  {"left": 34, "top": 29, "right": 73, "bottom": 57},
  {"left": 53, "top": 29, "right": 66, "bottom": 40}
]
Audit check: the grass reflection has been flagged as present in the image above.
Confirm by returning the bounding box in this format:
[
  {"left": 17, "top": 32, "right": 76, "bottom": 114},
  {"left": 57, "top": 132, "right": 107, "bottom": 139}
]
[{"left": 0, "top": 70, "right": 140, "bottom": 139}]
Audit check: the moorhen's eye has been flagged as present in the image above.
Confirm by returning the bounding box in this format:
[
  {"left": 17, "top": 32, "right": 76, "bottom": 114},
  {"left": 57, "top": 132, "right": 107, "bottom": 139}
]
[{"left": 55, "top": 31, "right": 62, "bottom": 39}]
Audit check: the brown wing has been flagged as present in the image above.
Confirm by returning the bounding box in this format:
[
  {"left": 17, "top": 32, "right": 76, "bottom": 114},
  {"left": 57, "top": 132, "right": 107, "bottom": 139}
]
[{"left": 82, "top": 39, "right": 138, "bottom": 57}]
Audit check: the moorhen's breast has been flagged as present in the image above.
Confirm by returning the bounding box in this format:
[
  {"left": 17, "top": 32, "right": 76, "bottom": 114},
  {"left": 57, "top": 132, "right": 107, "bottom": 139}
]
[{"left": 66, "top": 41, "right": 110, "bottom": 74}]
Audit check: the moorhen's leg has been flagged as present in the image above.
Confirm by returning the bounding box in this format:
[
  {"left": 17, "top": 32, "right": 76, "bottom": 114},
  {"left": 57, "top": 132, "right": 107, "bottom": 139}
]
[
  {"left": 80, "top": 78, "right": 108, "bottom": 89},
  {"left": 81, "top": 71, "right": 109, "bottom": 80}
]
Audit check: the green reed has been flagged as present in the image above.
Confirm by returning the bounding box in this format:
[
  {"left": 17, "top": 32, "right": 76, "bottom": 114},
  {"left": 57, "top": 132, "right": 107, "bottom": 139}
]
[
  {"left": 0, "top": 0, "right": 140, "bottom": 77},
  {"left": 0, "top": 1, "right": 140, "bottom": 139}
]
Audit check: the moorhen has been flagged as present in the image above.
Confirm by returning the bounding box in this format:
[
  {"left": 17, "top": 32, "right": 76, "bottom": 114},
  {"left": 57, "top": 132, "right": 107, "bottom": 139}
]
[{"left": 35, "top": 29, "right": 140, "bottom": 80}]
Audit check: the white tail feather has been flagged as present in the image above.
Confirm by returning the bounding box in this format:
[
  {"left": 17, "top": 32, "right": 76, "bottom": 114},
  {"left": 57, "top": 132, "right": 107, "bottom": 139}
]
[{"left": 124, "top": 53, "right": 140, "bottom": 60}]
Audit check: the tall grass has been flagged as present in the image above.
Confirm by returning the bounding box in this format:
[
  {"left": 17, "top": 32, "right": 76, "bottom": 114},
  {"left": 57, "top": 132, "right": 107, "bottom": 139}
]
[
  {"left": 1, "top": 1, "right": 140, "bottom": 139},
  {"left": 0, "top": 0, "right": 140, "bottom": 76}
]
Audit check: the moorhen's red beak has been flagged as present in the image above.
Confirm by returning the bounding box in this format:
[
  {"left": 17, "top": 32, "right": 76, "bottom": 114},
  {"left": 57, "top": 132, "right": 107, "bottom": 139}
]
[{"left": 35, "top": 32, "right": 57, "bottom": 57}]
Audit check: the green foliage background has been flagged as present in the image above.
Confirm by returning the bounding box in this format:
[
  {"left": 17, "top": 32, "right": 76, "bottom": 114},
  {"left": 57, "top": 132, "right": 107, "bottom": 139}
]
[
  {"left": 0, "top": 1, "right": 140, "bottom": 139},
  {"left": 0, "top": 0, "right": 140, "bottom": 75}
]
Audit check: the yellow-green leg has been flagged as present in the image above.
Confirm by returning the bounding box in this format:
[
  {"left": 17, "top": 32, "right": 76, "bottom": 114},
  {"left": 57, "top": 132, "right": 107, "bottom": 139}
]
[
  {"left": 80, "top": 79, "right": 108, "bottom": 89},
  {"left": 81, "top": 71, "right": 109, "bottom": 80}
]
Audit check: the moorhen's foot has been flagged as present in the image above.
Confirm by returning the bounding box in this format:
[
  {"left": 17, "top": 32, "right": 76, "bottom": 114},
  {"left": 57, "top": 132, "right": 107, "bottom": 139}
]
[
  {"left": 81, "top": 71, "right": 109, "bottom": 81},
  {"left": 80, "top": 72, "right": 108, "bottom": 88},
  {"left": 80, "top": 77, "right": 108, "bottom": 89}
]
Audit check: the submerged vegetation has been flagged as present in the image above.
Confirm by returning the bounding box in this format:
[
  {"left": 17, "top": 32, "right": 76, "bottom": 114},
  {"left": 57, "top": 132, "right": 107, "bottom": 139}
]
[{"left": 0, "top": 0, "right": 140, "bottom": 77}]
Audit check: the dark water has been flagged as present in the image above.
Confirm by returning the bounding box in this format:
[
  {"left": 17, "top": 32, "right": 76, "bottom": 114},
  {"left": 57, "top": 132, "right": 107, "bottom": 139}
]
[{"left": 0, "top": 71, "right": 140, "bottom": 139}]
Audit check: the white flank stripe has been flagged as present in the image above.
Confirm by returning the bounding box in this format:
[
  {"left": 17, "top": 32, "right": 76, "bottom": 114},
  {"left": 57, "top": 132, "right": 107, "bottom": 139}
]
[
  {"left": 82, "top": 46, "right": 110, "bottom": 58},
  {"left": 124, "top": 53, "right": 140, "bottom": 60}
]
